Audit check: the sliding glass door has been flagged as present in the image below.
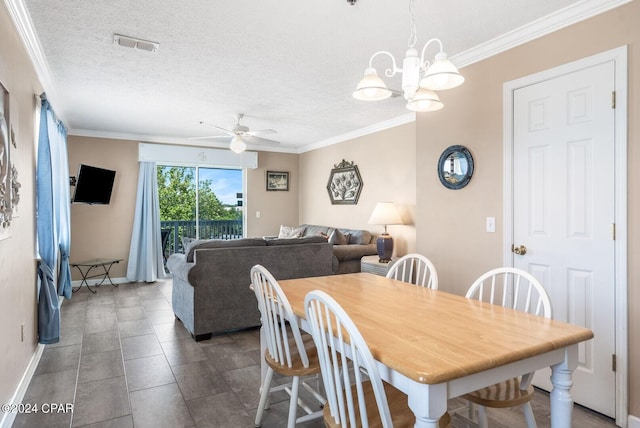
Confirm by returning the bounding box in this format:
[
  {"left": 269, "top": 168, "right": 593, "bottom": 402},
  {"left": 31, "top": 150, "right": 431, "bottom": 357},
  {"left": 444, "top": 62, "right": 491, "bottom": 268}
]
[{"left": 157, "top": 165, "right": 244, "bottom": 256}]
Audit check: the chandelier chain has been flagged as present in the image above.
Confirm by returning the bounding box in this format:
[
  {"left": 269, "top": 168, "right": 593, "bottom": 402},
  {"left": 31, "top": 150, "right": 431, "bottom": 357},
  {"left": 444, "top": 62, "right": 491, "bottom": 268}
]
[{"left": 408, "top": 0, "right": 417, "bottom": 48}]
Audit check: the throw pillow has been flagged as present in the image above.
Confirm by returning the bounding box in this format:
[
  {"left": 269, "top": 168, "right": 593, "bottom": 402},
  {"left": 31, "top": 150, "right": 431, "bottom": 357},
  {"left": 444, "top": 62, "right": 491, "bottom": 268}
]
[
  {"left": 328, "top": 229, "right": 348, "bottom": 245},
  {"left": 347, "top": 229, "right": 372, "bottom": 245},
  {"left": 181, "top": 236, "right": 196, "bottom": 254},
  {"left": 278, "top": 225, "right": 306, "bottom": 239}
]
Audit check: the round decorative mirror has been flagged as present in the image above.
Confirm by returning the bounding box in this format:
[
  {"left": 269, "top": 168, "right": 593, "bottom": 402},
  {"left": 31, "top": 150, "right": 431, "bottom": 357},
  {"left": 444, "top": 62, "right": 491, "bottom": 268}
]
[{"left": 437, "top": 145, "right": 474, "bottom": 190}]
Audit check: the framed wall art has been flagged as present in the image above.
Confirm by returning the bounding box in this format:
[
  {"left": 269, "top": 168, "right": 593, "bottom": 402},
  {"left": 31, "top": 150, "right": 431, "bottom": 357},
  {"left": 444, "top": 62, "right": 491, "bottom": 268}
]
[
  {"left": 326, "top": 159, "right": 363, "bottom": 205},
  {"left": 266, "top": 170, "right": 289, "bottom": 191},
  {"left": 0, "top": 81, "right": 12, "bottom": 238},
  {"left": 437, "top": 145, "right": 474, "bottom": 190}
]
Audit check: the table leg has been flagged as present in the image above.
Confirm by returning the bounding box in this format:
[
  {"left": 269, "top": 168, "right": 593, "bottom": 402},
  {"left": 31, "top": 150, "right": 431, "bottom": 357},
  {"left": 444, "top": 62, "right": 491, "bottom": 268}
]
[
  {"left": 407, "top": 383, "right": 448, "bottom": 428},
  {"left": 72, "top": 266, "right": 97, "bottom": 294},
  {"left": 96, "top": 261, "right": 119, "bottom": 288},
  {"left": 549, "top": 346, "right": 578, "bottom": 428}
]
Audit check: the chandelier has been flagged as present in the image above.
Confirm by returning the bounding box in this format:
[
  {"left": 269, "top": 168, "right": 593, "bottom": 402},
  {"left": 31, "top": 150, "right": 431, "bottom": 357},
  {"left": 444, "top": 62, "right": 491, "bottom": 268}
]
[{"left": 353, "top": 0, "right": 464, "bottom": 112}]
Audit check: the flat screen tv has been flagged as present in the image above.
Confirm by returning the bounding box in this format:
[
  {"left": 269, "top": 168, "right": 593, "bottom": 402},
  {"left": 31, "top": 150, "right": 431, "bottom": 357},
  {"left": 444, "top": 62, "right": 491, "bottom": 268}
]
[{"left": 72, "top": 164, "right": 116, "bottom": 204}]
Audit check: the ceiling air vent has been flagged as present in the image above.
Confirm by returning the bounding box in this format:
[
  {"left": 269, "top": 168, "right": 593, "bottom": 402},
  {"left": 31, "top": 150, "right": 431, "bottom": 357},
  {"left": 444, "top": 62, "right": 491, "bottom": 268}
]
[{"left": 113, "top": 34, "right": 159, "bottom": 53}]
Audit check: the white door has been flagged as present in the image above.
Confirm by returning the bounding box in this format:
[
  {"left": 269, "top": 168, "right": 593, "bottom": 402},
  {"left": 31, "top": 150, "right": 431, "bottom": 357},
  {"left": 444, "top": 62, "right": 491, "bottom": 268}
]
[{"left": 512, "top": 61, "right": 616, "bottom": 416}]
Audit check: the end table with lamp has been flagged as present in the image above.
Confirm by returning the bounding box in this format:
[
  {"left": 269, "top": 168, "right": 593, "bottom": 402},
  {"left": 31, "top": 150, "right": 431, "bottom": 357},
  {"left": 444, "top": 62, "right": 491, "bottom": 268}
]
[{"left": 368, "top": 201, "right": 403, "bottom": 262}]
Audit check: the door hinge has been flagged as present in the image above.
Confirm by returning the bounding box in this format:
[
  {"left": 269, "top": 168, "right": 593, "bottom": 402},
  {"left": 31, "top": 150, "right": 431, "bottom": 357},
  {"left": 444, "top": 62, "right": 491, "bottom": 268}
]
[
  {"left": 612, "top": 354, "right": 617, "bottom": 372},
  {"left": 612, "top": 91, "right": 616, "bottom": 109},
  {"left": 612, "top": 223, "right": 616, "bottom": 240}
]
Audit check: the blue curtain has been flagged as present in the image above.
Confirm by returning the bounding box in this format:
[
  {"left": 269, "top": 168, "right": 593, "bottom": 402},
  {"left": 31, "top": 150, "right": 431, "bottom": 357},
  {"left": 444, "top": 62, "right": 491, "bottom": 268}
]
[
  {"left": 126, "top": 162, "right": 167, "bottom": 282},
  {"left": 36, "top": 99, "right": 70, "bottom": 344},
  {"left": 48, "top": 106, "right": 72, "bottom": 299}
]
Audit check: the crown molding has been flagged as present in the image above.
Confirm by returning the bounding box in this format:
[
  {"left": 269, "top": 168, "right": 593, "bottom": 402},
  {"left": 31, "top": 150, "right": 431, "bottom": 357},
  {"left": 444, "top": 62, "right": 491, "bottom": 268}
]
[
  {"left": 298, "top": 113, "right": 415, "bottom": 153},
  {"left": 3, "top": 0, "right": 67, "bottom": 124},
  {"left": 452, "top": 0, "right": 633, "bottom": 68}
]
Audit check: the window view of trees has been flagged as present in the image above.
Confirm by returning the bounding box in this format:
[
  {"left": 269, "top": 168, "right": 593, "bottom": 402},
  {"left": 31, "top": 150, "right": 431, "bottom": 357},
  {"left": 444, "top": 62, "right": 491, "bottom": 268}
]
[
  {"left": 157, "top": 165, "right": 243, "bottom": 253},
  {"left": 157, "top": 166, "right": 242, "bottom": 221}
]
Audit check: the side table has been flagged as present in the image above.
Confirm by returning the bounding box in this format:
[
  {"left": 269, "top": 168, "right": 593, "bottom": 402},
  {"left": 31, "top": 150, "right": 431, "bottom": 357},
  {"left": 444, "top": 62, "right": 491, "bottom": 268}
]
[
  {"left": 360, "top": 255, "right": 396, "bottom": 277},
  {"left": 71, "top": 258, "right": 123, "bottom": 294}
]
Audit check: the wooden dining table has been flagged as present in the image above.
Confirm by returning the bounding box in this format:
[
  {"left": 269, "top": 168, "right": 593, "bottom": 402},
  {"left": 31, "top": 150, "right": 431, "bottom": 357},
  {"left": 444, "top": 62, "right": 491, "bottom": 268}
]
[{"left": 270, "top": 272, "right": 594, "bottom": 428}]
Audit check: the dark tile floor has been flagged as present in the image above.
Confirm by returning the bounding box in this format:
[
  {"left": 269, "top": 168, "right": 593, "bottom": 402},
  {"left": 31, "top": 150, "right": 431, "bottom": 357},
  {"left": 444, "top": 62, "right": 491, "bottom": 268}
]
[{"left": 13, "top": 279, "right": 616, "bottom": 428}]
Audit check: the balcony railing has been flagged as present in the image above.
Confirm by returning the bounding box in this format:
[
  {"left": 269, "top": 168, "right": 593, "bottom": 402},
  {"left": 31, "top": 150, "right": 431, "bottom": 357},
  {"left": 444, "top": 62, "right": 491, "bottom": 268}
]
[{"left": 161, "top": 219, "right": 243, "bottom": 256}]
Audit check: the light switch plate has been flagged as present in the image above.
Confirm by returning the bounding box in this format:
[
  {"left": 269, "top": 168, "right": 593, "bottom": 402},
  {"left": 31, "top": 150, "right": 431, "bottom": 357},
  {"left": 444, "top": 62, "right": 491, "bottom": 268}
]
[{"left": 486, "top": 217, "right": 496, "bottom": 233}]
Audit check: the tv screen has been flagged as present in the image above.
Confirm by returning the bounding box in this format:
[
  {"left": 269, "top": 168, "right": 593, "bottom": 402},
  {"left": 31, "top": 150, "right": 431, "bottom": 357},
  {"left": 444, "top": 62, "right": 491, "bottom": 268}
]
[{"left": 72, "top": 164, "right": 116, "bottom": 204}]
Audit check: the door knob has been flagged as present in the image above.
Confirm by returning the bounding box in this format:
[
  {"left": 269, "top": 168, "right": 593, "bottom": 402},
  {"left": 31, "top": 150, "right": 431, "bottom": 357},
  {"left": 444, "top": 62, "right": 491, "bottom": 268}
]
[{"left": 512, "top": 244, "right": 527, "bottom": 255}]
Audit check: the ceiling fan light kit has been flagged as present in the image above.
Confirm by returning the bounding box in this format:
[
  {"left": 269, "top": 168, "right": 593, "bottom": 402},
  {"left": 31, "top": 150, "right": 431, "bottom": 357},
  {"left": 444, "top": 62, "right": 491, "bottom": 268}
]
[
  {"left": 190, "top": 113, "right": 280, "bottom": 153},
  {"left": 229, "top": 135, "right": 247, "bottom": 153},
  {"left": 353, "top": 0, "right": 464, "bottom": 112}
]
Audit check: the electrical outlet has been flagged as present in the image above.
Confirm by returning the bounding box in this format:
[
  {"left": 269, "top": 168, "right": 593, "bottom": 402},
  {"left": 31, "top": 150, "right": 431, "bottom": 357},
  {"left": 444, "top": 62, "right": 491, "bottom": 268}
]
[{"left": 256, "top": 211, "right": 261, "bottom": 218}]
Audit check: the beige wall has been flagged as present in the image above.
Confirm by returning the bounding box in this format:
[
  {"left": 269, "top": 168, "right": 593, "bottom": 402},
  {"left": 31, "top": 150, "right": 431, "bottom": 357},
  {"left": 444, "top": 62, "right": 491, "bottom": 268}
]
[
  {"left": 299, "top": 122, "right": 416, "bottom": 256},
  {"left": 0, "top": 3, "right": 42, "bottom": 407},
  {"left": 246, "top": 151, "right": 300, "bottom": 238},
  {"left": 67, "top": 136, "right": 139, "bottom": 279},
  {"left": 415, "top": 1, "right": 639, "bottom": 417}
]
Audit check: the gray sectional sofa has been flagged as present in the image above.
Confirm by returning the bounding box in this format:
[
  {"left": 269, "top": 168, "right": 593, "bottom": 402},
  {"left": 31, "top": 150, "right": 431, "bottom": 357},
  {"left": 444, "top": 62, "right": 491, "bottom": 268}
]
[{"left": 166, "top": 236, "right": 334, "bottom": 341}]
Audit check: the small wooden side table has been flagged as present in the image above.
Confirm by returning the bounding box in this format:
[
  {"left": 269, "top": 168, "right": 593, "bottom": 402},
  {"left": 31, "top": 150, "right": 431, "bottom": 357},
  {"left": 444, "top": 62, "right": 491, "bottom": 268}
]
[{"left": 360, "top": 255, "right": 396, "bottom": 277}]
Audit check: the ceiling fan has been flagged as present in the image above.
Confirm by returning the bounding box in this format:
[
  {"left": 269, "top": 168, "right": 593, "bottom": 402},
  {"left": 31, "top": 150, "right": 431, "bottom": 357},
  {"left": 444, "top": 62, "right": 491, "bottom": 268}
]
[{"left": 189, "top": 113, "right": 280, "bottom": 153}]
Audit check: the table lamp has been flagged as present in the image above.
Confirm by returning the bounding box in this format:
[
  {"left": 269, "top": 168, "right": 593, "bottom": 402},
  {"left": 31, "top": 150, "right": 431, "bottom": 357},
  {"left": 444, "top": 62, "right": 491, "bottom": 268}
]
[{"left": 368, "top": 202, "right": 403, "bottom": 262}]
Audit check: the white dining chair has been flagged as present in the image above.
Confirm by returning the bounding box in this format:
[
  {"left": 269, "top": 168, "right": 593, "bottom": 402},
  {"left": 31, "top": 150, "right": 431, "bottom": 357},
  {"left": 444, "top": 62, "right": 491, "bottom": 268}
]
[
  {"left": 251, "top": 265, "right": 325, "bottom": 428},
  {"left": 463, "top": 267, "right": 552, "bottom": 428},
  {"left": 304, "top": 290, "right": 450, "bottom": 428},
  {"left": 386, "top": 253, "right": 439, "bottom": 289}
]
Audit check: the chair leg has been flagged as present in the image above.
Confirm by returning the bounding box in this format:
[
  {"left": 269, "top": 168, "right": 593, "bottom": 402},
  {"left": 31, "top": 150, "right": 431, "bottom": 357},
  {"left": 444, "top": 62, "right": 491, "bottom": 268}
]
[
  {"left": 467, "top": 402, "right": 476, "bottom": 421},
  {"left": 523, "top": 402, "right": 537, "bottom": 428},
  {"left": 477, "top": 404, "right": 489, "bottom": 428},
  {"left": 255, "top": 367, "right": 274, "bottom": 428},
  {"left": 287, "top": 376, "right": 301, "bottom": 428}
]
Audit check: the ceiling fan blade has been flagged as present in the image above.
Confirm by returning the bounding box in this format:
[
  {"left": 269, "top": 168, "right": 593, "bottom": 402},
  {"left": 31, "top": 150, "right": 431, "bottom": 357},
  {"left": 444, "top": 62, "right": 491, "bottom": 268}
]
[
  {"left": 199, "top": 121, "right": 235, "bottom": 135},
  {"left": 246, "top": 128, "right": 277, "bottom": 136},
  {"left": 244, "top": 135, "right": 280, "bottom": 146},
  {"left": 187, "top": 135, "right": 232, "bottom": 140}
]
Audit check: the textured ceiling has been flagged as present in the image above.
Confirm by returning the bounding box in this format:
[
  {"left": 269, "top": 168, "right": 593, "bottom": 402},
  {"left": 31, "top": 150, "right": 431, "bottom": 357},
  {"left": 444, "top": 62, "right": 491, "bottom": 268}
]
[{"left": 15, "top": 0, "right": 624, "bottom": 153}]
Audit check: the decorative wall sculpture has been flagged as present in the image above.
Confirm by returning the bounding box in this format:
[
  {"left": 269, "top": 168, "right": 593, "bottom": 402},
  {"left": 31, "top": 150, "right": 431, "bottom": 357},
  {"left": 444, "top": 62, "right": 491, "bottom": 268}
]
[
  {"left": 326, "top": 159, "right": 363, "bottom": 205},
  {"left": 0, "top": 81, "right": 21, "bottom": 240}
]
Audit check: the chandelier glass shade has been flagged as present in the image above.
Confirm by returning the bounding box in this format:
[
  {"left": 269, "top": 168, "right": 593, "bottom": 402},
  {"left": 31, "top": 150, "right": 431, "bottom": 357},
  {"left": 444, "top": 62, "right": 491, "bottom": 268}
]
[
  {"left": 352, "top": 67, "right": 392, "bottom": 101},
  {"left": 353, "top": 0, "right": 463, "bottom": 112}
]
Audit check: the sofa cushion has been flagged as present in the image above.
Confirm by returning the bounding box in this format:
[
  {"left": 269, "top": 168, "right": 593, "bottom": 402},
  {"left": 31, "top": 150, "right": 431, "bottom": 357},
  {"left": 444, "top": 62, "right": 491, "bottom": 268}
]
[
  {"left": 301, "top": 224, "right": 332, "bottom": 238},
  {"left": 186, "top": 238, "right": 267, "bottom": 262},
  {"left": 343, "top": 229, "right": 372, "bottom": 245},
  {"left": 278, "top": 225, "right": 306, "bottom": 239},
  {"left": 328, "top": 229, "right": 349, "bottom": 245},
  {"left": 266, "top": 236, "right": 328, "bottom": 246}
]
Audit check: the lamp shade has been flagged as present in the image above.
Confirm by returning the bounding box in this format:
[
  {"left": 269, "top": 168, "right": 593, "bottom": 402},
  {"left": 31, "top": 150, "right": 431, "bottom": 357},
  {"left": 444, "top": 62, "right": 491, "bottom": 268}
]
[
  {"left": 368, "top": 202, "right": 403, "bottom": 226},
  {"left": 406, "top": 88, "right": 443, "bottom": 113},
  {"left": 353, "top": 67, "right": 392, "bottom": 101},
  {"left": 420, "top": 52, "right": 464, "bottom": 91}
]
